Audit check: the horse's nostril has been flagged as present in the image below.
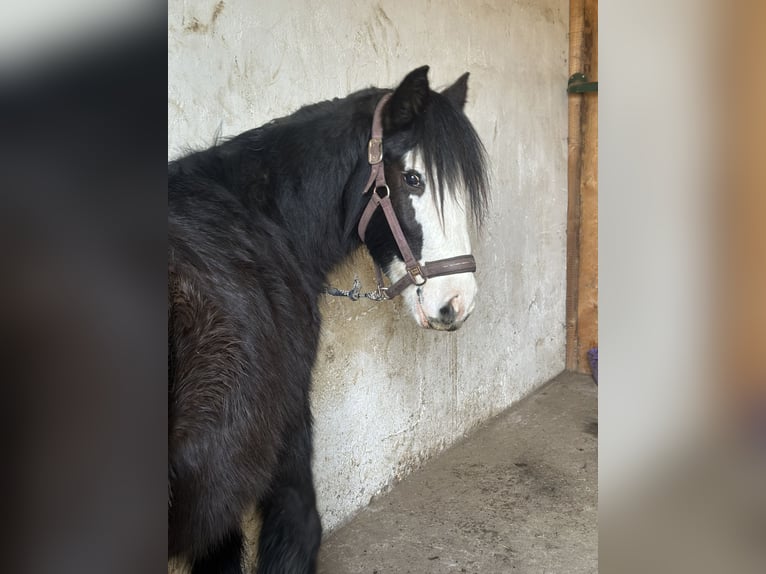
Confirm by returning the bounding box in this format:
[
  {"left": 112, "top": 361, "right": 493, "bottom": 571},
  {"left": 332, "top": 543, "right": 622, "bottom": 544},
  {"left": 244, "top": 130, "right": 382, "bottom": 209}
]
[{"left": 439, "top": 302, "right": 457, "bottom": 324}]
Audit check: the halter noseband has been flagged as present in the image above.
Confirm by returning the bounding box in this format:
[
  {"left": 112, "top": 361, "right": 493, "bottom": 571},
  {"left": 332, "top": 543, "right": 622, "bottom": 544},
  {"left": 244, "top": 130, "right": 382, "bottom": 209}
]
[{"left": 357, "top": 94, "right": 477, "bottom": 300}]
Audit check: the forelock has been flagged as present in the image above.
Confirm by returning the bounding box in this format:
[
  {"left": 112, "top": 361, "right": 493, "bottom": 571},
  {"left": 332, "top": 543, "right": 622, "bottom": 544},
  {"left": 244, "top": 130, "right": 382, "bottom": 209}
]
[{"left": 413, "top": 92, "right": 490, "bottom": 228}]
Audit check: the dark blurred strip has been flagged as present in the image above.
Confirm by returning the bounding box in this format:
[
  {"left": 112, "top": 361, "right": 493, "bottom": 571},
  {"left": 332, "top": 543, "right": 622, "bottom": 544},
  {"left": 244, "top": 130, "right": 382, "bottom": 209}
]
[{"left": 0, "top": 11, "right": 166, "bottom": 574}]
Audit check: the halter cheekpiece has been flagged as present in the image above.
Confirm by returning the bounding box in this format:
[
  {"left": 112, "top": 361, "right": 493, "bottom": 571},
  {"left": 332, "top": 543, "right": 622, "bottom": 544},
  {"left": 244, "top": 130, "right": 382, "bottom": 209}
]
[{"left": 327, "top": 94, "right": 477, "bottom": 302}]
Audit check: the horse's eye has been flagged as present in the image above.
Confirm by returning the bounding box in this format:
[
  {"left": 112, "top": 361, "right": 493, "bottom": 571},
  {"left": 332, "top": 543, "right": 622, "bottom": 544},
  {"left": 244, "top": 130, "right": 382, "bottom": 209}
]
[{"left": 403, "top": 171, "right": 423, "bottom": 188}]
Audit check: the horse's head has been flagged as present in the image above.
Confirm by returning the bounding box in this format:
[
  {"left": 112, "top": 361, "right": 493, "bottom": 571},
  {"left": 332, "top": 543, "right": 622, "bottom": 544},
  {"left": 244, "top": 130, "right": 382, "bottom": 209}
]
[{"left": 361, "top": 66, "right": 489, "bottom": 331}]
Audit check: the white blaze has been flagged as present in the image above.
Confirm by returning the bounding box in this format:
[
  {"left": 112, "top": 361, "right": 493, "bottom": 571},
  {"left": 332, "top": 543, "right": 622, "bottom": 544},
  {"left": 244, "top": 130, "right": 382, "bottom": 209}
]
[{"left": 388, "top": 151, "right": 478, "bottom": 329}]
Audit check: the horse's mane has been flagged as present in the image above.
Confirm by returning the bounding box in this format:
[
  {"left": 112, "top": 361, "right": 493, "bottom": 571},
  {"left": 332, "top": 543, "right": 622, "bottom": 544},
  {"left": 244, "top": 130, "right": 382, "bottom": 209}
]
[
  {"left": 170, "top": 86, "right": 489, "bottom": 230},
  {"left": 414, "top": 92, "right": 490, "bottom": 229}
]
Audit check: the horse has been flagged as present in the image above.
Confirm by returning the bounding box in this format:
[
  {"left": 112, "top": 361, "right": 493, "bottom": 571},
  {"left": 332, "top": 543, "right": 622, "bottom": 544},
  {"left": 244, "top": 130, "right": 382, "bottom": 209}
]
[{"left": 168, "top": 65, "right": 489, "bottom": 573}]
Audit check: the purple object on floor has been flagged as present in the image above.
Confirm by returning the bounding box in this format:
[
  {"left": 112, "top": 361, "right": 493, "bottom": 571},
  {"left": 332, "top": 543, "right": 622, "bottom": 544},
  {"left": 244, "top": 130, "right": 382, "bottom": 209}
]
[{"left": 587, "top": 348, "right": 598, "bottom": 384}]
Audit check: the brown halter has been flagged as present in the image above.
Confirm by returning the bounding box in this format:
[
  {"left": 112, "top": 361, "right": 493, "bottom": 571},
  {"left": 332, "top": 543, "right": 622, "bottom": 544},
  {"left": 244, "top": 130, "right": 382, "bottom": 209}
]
[{"left": 357, "top": 94, "right": 477, "bottom": 300}]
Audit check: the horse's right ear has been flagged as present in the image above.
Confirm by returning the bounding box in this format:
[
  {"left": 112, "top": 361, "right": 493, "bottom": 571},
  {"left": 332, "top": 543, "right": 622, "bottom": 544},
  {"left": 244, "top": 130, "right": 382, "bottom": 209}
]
[
  {"left": 385, "top": 66, "right": 430, "bottom": 131},
  {"left": 442, "top": 72, "right": 470, "bottom": 109}
]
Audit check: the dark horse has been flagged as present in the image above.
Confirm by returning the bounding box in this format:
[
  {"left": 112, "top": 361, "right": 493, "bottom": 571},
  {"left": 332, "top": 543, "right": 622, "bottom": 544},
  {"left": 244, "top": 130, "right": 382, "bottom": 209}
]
[{"left": 168, "top": 66, "right": 489, "bottom": 573}]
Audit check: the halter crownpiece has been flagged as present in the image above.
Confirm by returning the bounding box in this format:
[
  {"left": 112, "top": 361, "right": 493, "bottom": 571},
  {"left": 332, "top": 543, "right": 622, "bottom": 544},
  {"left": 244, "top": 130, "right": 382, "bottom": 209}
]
[{"left": 354, "top": 94, "right": 477, "bottom": 300}]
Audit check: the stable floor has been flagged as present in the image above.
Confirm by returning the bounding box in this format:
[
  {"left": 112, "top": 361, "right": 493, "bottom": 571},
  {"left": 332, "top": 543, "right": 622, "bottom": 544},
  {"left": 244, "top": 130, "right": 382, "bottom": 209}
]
[{"left": 318, "top": 371, "right": 598, "bottom": 574}]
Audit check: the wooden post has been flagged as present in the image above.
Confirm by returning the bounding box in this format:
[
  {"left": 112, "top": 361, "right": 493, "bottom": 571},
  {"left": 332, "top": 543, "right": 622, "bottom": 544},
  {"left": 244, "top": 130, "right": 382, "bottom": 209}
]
[
  {"left": 566, "top": 0, "right": 598, "bottom": 373},
  {"left": 565, "top": 0, "right": 584, "bottom": 371},
  {"left": 721, "top": 1, "right": 766, "bottom": 410}
]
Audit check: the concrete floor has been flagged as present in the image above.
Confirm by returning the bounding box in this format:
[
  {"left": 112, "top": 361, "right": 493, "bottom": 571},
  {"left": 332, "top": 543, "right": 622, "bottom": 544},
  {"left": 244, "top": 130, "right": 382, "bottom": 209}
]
[{"left": 318, "top": 371, "right": 598, "bottom": 574}]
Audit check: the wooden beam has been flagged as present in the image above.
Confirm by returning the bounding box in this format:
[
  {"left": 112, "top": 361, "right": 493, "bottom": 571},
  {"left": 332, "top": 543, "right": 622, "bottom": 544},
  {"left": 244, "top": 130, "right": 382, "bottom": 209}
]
[
  {"left": 565, "top": 0, "right": 585, "bottom": 371},
  {"left": 721, "top": 1, "right": 766, "bottom": 407},
  {"left": 576, "top": 0, "right": 599, "bottom": 372},
  {"left": 567, "top": 0, "right": 598, "bottom": 374}
]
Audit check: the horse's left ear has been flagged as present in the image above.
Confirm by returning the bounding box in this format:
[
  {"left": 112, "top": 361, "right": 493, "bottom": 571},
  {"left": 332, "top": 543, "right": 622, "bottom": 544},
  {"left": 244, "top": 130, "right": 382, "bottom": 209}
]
[
  {"left": 385, "top": 66, "right": 431, "bottom": 131},
  {"left": 442, "top": 72, "right": 470, "bottom": 109}
]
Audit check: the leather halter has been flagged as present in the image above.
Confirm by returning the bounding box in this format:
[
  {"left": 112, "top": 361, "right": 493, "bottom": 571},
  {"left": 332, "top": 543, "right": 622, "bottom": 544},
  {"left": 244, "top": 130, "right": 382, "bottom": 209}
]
[{"left": 357, "top": 94, "right": 477, "bottom": 300}]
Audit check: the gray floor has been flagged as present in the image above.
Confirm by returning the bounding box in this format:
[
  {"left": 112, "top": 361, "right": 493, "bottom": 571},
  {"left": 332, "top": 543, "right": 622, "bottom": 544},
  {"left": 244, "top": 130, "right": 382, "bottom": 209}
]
[{"left": 318, "top": 371, "right": 598, "bottom": 574}]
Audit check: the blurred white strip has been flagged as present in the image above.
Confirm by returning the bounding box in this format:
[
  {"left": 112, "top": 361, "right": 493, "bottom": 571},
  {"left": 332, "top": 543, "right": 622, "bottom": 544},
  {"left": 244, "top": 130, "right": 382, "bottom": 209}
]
[{"left": 600, "top": 0, "right": 716, "bottom": 507}]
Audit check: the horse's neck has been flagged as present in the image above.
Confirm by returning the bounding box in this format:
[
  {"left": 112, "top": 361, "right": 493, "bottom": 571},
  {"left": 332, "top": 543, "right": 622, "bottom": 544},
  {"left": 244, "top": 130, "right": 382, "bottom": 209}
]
[
  {"left": 283, "top": 160, "right": 365, "bottom": 284},
  {"left": 244, "top": 120, "right": 368, "bottom": 287}
]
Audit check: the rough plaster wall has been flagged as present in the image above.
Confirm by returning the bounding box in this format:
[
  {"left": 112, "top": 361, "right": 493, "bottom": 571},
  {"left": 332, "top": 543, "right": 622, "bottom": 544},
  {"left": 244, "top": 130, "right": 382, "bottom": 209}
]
[{"left": 168, "top": 0, "right": 568, "bottom": 532}]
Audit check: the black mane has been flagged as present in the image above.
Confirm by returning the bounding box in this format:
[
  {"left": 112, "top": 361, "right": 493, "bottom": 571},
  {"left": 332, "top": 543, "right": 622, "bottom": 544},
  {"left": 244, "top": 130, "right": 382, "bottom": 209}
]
[
  {"left": 169, "top": 88, "right": 381, "bottom": 290},
  {"left": 413, "top": 91, "right": 490, "bottom": 228},
  {"left": 170, "top": 84, "right": 489, "bottom": 242}
]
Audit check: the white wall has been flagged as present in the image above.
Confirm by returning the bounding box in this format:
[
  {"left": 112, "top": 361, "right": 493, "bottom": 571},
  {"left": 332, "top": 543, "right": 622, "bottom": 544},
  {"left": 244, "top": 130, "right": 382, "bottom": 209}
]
[{"left": 169, "top": 0, "right": 569, "bottom": 532}]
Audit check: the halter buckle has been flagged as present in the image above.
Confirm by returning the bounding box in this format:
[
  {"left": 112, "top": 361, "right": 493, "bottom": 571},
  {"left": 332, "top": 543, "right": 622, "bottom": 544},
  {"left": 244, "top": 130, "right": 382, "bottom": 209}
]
[
  {"left": 368, "top": 137, "right": 383, "bottom": 164},
  {"left": 408, "top": 265, "right": 426, "bottom": 286}
]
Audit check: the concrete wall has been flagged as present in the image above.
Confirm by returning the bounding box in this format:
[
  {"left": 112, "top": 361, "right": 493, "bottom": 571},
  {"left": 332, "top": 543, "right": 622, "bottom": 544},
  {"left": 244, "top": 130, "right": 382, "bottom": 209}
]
[{"left": 169, "top": 0, "right": 569, "bottom": 532}]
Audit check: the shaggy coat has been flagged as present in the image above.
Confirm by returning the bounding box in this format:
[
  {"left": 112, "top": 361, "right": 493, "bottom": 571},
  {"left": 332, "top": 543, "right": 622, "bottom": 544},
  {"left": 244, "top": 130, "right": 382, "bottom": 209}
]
[{"left": 168, "top": 66, "right": 488, "bottom": 573}]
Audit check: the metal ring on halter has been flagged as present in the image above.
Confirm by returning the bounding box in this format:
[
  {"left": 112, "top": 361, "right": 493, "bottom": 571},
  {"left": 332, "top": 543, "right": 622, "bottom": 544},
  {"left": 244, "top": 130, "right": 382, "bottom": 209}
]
[
  {"left": 374, "top": 284, "right": 389, "bottom": 300},
  {"left": 374, "top": 185, "right": 390, "bottom": 199}
]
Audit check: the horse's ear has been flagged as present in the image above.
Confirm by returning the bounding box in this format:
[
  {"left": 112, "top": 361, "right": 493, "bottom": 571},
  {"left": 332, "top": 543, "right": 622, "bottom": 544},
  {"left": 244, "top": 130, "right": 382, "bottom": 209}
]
[
  {"left": 385, "top": 66, "right": 430, "bottom": 131},
  {"left": 442, "top": 72, "right": 470, "bottom": 109}
]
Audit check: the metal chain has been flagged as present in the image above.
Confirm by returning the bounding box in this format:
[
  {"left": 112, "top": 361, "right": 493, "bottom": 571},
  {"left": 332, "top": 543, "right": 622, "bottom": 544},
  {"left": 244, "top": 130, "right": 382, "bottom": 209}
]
[{"left": 322, "top": 276, "right": 389, "bottom": 302}]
